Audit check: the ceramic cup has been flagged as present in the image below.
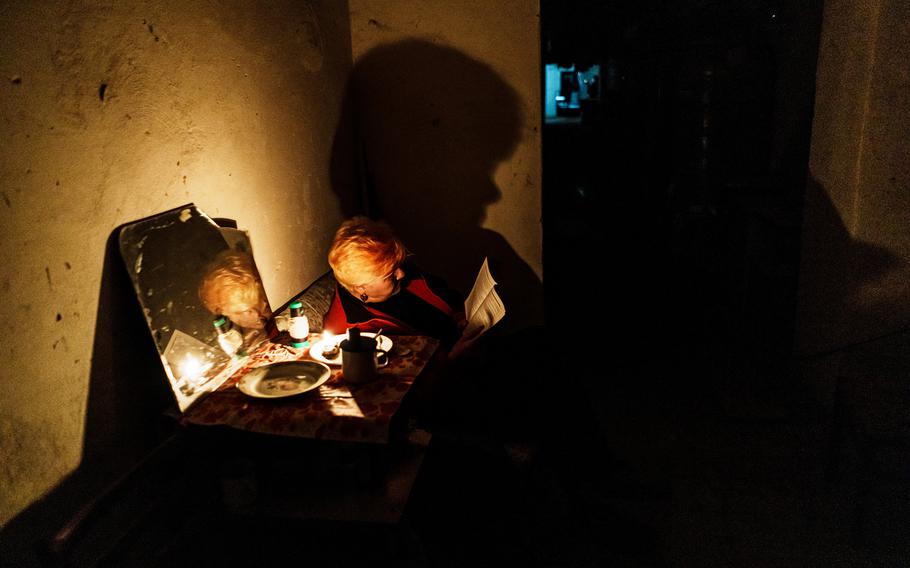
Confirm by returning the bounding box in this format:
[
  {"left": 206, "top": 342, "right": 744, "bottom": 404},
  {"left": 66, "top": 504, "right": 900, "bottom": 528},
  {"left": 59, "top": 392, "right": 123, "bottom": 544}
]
[{"left": 340, "top": 339, "right": 389, "bottom": 385}]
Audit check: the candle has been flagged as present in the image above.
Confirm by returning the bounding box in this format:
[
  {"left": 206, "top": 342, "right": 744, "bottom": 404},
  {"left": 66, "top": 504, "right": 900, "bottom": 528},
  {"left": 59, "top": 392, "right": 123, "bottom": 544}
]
[{"left": 322, "top": 331, "right": 339, "bottom": 358}]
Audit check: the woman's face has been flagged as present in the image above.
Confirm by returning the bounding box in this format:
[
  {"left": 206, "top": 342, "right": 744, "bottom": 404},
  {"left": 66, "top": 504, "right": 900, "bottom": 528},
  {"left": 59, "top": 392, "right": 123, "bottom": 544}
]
[
  {"left": 352, "top": 267, "right": 405, "bottom": 303},
  {"left": 223, "top": 296, "right": 270, "bottom": 329},
  {"left": 225, "top": 306, "right": 267, "bottom": 329}
]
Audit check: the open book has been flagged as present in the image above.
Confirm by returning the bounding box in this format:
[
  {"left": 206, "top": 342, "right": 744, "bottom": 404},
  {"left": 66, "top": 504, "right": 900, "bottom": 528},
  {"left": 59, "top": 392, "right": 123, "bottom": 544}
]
[{"left": 463, "top": 257, "right": 506, "bottom": 337}]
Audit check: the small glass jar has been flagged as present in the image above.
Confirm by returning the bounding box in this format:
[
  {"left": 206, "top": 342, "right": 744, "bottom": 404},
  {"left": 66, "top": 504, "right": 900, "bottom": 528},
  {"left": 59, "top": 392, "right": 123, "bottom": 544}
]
[{"left": 288, "top": 300, "right": 309, "bottom": 348}]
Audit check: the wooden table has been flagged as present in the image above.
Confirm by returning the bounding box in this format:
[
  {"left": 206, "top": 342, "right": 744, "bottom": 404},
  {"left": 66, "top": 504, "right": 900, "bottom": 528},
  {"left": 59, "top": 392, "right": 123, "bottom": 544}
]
[
  {"left": 182, "top": 333, "right": 439, "bottom": 444},
  {"left": 178, "top": 332, "right": 442, "bottom": 526}
]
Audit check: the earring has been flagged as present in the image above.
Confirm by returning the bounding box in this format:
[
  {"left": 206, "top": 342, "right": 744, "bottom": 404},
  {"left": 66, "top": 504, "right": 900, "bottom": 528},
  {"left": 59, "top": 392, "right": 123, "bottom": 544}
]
[{"left": 360, "top": 293, "right": 368, "bottom": 302}]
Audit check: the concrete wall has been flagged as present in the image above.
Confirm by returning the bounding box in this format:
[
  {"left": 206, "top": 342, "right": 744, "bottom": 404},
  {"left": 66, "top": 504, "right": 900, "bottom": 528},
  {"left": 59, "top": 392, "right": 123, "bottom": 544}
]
[
  {"left": 797, "top": 0, "right": 910, "bottom": 355},
  {"left": 346, "top": 0, "right": 543, "bottom": 332},
  {"left": 0, "top": 1, "right": 351, "bottom": 526}
]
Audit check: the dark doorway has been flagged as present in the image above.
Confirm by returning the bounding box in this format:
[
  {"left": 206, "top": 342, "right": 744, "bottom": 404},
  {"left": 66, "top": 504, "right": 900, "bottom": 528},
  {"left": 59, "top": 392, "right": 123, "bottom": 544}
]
[
  {"left": 542, "top": 0, "right": 824, "bottom": 389},
  {"left": 539, "top": 2, "right": 839, "bottom": 565}
]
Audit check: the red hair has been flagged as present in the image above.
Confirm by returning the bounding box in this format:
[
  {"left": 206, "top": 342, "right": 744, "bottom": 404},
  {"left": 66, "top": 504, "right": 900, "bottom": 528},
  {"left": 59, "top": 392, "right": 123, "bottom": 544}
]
[{"left": 327, "top": 216, "right": 407, "bottom": 291}]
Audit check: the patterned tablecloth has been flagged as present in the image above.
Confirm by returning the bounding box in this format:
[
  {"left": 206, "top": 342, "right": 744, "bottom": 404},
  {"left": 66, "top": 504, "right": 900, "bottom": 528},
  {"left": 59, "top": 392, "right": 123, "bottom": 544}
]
[{"left": 181, "top": 334, "right": 439, "bottom": 444}]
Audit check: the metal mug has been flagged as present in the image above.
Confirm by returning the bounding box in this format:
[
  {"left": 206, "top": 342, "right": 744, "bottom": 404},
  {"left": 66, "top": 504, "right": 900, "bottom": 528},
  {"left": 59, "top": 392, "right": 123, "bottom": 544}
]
[{"left": 340, "top": 339, "right": 389, "bottom": 385}]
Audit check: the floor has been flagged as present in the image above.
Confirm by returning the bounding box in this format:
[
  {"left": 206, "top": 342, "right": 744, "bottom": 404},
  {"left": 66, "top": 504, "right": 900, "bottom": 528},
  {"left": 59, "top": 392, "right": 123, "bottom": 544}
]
[{"left": 98, "top": 333, "right": 909, "bottom": 567}]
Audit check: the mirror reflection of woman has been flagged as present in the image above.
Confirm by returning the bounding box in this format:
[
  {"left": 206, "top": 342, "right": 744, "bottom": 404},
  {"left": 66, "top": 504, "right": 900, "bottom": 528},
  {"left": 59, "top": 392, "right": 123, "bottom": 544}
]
[{"left": 198, "top": 250, "right": 275, "bottom": 345}]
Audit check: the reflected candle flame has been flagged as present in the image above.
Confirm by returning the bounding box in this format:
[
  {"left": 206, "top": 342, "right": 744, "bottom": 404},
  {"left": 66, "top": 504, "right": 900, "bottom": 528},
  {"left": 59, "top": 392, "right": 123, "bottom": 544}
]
[{"left": 179, "top": 355, "right": 209, "bottom": 386}]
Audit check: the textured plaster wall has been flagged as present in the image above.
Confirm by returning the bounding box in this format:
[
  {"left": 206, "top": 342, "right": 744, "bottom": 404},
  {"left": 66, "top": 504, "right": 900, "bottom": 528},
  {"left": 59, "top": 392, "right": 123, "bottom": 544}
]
[
  {"left": 0, "top": 1, "right": 351, "bottom": 526},
  {"left": 796, "top": 0, "right": 910, "bottom": 354},
  {"left": 347, "top": 0, "right": 543, "bottom": 329}
]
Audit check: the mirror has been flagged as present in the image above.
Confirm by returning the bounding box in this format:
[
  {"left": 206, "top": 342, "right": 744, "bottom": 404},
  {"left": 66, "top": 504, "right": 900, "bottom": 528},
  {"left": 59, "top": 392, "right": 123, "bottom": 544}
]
[{"left": 118, "top": 204, "right": 273, "bottom": 411}]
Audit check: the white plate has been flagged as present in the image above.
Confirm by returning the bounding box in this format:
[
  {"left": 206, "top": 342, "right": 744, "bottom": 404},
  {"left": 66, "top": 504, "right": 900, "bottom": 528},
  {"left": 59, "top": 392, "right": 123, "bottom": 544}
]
[
  {"left": 236, "top": 361, "right": 332, "bottom": 398},
  {"left": 309, "top": 332, "right": 394, "bottom": 366}
]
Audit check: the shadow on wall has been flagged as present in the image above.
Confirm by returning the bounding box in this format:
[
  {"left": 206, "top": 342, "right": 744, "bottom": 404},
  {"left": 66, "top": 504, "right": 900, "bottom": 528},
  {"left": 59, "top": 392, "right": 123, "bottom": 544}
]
[
  {"left": 797, "top": 174, "right": 904, "bottom": 355},
  {"left": 330, "top": 39, "right": 542, "bottom": 333},
  {"left": 0, "top": 231, "right": 173, "bottom": 563}
]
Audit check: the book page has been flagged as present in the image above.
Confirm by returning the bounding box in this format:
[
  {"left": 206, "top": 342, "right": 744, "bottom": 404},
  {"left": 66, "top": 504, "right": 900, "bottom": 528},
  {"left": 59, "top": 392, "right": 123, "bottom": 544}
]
[{"left": 463, "top": 257, "right": 506, "bottom": 336}]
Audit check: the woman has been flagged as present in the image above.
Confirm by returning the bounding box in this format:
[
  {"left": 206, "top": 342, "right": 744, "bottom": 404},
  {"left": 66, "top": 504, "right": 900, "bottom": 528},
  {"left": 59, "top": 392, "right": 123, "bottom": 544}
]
[
  {"left": 325, "top": 218, "right": 555, "bottom": 474},
  {"left": 324, "top": 216, "right": 479, "bottom": 357}
]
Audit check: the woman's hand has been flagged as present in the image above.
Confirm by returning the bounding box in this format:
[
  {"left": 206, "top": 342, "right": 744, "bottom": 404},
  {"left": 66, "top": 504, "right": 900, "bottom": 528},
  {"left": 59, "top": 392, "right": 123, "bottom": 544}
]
[{"left": 448, "top": 323, "right": 484, "bottom": 360}]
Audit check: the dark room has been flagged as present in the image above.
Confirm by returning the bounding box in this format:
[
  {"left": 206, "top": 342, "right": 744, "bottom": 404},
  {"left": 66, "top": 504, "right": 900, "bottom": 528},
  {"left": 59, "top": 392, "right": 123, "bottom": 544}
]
[{"left": 2, "top": 1, "right": 909, "bottom": 566}]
